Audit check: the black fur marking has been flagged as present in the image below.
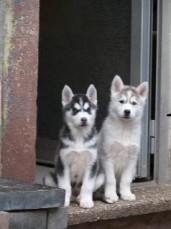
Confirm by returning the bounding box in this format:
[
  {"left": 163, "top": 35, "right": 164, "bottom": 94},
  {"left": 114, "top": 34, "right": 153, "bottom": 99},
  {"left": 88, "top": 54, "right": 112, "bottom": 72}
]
[
  {"left": 72, "top": 107, "right": 81, "bottom": 115},
  {"left": 60, "top": 124, "right": 74, "bottom": 142},
  {"left": 63, "top": 94, "right": 97, "bottom": 116},
  {"left": 84, "top": 127, "right": 97, "bottom": 142},
  {"left": 56, "top": 155, "right": 64, "bottom": 176},
  {"left": 60, "top": 140, "right": 69, "bottom": 149},
  {"left": 90, "top": 161, "right": 98, "bottom": 178},
  {"left": 71, "top": 182, "right": 76, "bottom": 188},
  {"left": 72, "top": 94, "right": 89, "bottom": 105},
  {"left": 72, "top": 95, "right": 92, "bottom": 115},
  {"left": 84, "top": 107, "right": 91, "bottom": 114},
  {"left": 58, "top": 124, "right": 74, "bottom": 149},
  {"left": 78, "top": 182, "right": 82, "bottom": 188},
  {"left": 88, "top": 143, "right": 97, "bottom": 149}
]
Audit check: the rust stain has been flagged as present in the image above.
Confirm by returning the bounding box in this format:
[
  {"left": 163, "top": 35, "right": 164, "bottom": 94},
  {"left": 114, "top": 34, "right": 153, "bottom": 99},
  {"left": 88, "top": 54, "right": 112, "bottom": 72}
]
[{"left": 2, "top": 0, "right": 40, "bottom": 181}]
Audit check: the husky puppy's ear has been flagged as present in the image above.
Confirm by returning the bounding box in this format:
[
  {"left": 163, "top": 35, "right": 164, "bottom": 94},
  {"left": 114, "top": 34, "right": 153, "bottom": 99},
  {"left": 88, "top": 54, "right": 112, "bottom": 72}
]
[
  {"left": 136, "top": 82, "right": 149, "bottom": 101},
  {"left": 86, "top": 84, "right": 97, "bottom": 106},
  {"left": 62, "top": 85, "right": 74, "bottom": 107},
  {"left": 111, "top": 75, "right": 124, "bottom": 93}
]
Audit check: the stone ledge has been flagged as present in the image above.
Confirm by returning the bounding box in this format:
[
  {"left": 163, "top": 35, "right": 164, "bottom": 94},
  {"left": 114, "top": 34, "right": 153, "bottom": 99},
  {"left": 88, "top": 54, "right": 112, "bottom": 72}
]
[
  {"left": 68, "top": 183, "right": 171, "bottom": 225},
  {"left": 0, "top": 178, "right": 65, "bottom": 211}
]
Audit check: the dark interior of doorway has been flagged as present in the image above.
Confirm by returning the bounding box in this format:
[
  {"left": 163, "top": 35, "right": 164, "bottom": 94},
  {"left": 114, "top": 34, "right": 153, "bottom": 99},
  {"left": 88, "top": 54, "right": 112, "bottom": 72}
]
[
  {"left": 37, "top": 0, "right": 132, "bottom": 165},
  {"left": 149, "top": 0, "right": 157, "bottom": 180}
]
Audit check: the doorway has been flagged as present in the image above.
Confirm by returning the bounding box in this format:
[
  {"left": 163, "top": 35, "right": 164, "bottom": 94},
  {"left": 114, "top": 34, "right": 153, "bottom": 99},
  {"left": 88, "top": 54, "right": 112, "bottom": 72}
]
[{"left": 37, "top": 0, "right": 154, "bottom": 181}]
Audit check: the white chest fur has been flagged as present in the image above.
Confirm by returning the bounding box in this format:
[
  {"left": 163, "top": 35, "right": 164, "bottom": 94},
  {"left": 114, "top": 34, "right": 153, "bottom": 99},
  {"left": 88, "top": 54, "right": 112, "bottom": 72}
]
[
  {"left": 110, "top": 142, "right": 138, "bottom": 174},
  {"left": 106, "top": 117, "right": 141, "bottom": 144},
  {"left": 67, "top": 151, "right": 92, "bottom": 183},
  {"left": 99, "top": 117, "right": 141, "bottom": 173},
  {"left": 61, "top": 138, "right": 97, "bottom": 184}
]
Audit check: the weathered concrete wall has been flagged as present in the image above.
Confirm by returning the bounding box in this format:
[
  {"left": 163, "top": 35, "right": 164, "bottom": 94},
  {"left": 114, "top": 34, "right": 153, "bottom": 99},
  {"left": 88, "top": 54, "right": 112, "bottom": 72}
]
[
  {"left": 0, "top": 0, "right": 39, "bottom": 181},
  {"left": 8, "top": 208, "right": 67, "bottom": 229},
  {"left": 0, "top": 0, "right": 6, "bottom": 177}
]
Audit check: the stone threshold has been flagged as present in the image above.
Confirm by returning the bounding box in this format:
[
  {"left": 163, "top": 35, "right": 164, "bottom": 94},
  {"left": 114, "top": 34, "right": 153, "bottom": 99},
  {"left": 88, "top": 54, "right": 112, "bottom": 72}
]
[{"left": 68, "top": 182, "right": 171, "bottom": 226}]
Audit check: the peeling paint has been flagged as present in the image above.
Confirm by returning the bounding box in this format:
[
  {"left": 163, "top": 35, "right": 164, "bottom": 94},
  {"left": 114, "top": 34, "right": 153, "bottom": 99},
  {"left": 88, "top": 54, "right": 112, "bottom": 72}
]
[
  {"left": 3, "top": 1, "right": 14, "bottom": 75},
  {"left": 0, "top": 0, "right": 7, "bottom": 177},
  {"left": 2, "top": 0, "right": 15, "bottom": 135},
  {"left": 0, "top": 82, "right": 2, "bottom": 176}
]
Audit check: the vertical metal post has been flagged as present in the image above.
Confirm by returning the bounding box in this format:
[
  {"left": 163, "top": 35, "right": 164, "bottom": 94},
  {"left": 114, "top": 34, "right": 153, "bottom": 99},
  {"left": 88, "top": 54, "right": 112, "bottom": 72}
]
[
  {"left": 154, "top": 0, "right": 171, "bottom": 184},
  {"left": 131, "top": 0, "right": 152, "bottom": 178}
]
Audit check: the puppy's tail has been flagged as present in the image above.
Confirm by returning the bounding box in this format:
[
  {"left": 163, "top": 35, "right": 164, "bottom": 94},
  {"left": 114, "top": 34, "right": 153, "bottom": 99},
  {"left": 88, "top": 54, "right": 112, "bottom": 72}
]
[{"left": 43, "top": 172, "right": 57, "bottom": 187}]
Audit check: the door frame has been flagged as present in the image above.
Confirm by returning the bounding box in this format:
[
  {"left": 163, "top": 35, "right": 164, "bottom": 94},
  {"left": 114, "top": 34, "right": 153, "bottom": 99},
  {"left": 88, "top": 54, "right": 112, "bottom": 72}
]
[
  {"left": 154, "top": 0, "right": 171, "bottom": 184},
  {"left": 130, "top": 0, "right": 152, "bottom": 178}
]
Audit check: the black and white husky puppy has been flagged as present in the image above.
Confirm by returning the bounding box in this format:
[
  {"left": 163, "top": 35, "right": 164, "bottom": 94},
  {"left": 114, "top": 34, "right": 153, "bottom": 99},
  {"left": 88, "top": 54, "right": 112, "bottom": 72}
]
[{"left": 44, "top": 85, "right": 104, "bottom": 208}]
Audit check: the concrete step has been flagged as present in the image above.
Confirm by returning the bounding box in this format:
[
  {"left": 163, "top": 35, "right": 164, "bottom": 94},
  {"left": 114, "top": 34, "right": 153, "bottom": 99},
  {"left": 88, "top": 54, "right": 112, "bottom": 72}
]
[
  {"left": 0, "top": 177, "right": 65, "bottom": 211},
  {"left": 68, "top": 183, "right": 171, "bottom": 226}
]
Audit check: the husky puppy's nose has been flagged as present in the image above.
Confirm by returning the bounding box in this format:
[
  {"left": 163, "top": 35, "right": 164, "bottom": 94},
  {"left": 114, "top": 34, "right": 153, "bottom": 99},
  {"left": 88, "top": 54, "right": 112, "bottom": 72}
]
[
  {"left": 81, "top": 117, "right": 87, "bottom": 123},
  {"left": 81, "top": 117, "right": 87, "bottom": 126},
  {"left": 124, "top": 109, "right": 131, "bottom": 116}
]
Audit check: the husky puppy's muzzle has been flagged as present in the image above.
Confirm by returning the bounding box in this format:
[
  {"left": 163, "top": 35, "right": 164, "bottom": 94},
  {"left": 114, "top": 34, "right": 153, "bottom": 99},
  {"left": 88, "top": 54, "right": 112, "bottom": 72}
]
[
  {"left": 80, "top": 117, "right": 87, "bottom": 126},
  {"left": 123, "top": 109, "right": 131, "bottom": 119}
]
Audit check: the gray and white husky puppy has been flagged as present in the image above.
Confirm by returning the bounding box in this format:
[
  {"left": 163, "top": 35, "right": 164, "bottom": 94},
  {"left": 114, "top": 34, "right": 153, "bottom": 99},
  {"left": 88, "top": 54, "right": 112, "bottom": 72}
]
[
  {"left": 98, "top": 75, "right": 148, "bottom": 203},
  {"left": 44, "top": 85, "right": 104, "bottom": 208}
]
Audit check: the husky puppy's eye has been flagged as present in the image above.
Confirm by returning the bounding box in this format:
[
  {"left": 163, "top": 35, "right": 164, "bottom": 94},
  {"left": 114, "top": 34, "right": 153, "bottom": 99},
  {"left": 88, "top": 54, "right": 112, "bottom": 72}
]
[
  {"left": 132, "top": 101, "right": 137, "bottom": 105},
  {"left": 85, "top": 107, "right": 91, "bottom": 113},
  {"left": 119, "top": 100, "right": 125, "bottom": 104},
  {"left": 72, "top": 107, "right": 79, "bottom": 114}
]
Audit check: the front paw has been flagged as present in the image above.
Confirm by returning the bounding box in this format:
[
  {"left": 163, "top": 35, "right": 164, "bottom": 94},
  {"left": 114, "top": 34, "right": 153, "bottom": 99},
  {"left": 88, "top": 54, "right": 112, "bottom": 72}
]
[
  {"left": 80, "top": 200, "right": 94, "bottom": 208},
  {"left": 79, "top": 196, "right": 94, "bottom": 208},
  {"left": 121, "top": 192, "right": 136, "bottom": 201},
  {"left": 104, "top": 190, "right": 119, "bottom": 203},
  {"left": 104, "top": 194, "right": 119, "bottom": 203}
]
